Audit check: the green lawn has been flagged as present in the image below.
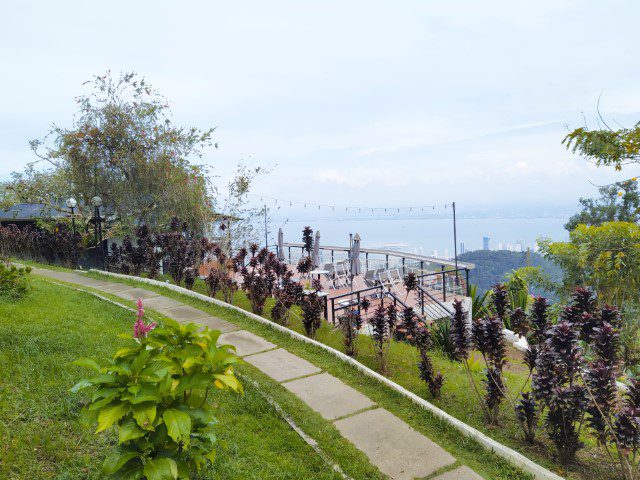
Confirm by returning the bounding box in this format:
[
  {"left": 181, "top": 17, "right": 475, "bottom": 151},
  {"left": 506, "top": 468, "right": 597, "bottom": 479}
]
[
  {"left": 81, "top": 271, "right": 616, "bottom": 480},
  {"left": 0, "top": 278, "right": 384, "bottom": 480}
]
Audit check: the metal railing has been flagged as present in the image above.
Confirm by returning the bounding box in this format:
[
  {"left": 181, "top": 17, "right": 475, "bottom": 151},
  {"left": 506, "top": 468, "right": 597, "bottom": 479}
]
[{"left": 280, "top": 242, "right": 474, "bottom": 273}]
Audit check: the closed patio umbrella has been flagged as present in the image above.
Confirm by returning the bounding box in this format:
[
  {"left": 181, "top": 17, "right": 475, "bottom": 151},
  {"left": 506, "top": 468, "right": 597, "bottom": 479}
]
[
  {"left": 350, "top": 233, "right": 361, "bottom": 286},
  {"left": 277, "top": 228, "right": 285, "bottom": 261},
  {"left": 312, "top": 230, "right": 321, "bottom": 268}
]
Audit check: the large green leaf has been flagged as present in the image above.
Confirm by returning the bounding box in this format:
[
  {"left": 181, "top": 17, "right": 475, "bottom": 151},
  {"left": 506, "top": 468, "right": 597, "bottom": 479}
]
[
  {"left": 131, "top": 349, "right": 151, "bottom": 374},
  {"left": 102, "top": 450, "right": 139, "bottom": 474},
  {"left": 73, "top": 357, "right": 101, "bottom": 372},
  {"left": 118, "top": 418, "right": 146, "bottom": 443},
  {"left": 132, "top": 402, "right": 157, "bottom": 430},
  {"left": 97, "top": 402, "right": 130, "bottom": 433},
  {"left": 122, "top": 384, "right": 161, "bottom": 404},
  {"left": 70, "top": 379, "right": 93, "bottom": 393},
  {"left": 143, "top": 458, "right": 178, "bottom": 480},
  {"left": 163, "top": 408, "right": 192, "bottom": 445}
]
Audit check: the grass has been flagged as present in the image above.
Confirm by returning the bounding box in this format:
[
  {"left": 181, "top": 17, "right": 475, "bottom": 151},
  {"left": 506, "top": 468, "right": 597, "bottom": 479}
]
[
  {"left": 0, "top": 277, "right": 384, "bottom": 480},
  {"left": 80, "top": 270, "right": 622, "bottom": 480}
]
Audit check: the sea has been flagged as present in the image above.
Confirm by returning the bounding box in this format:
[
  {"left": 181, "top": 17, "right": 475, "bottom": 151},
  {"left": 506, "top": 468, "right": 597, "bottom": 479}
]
[{"left": 275, "top": 216, "right": 570, "bottom": 257}]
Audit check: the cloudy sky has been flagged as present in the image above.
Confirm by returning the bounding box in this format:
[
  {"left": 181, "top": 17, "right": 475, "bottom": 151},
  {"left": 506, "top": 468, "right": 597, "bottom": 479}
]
[{"left": 1, "top": 1, "right": 639, "bottom": 216}]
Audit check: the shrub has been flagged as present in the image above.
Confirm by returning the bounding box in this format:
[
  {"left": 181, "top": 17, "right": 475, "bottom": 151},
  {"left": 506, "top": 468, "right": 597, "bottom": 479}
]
[
  {"left": 299, "top": 291, "right": 324, "bottom": 339},
  {"left": 72, "top": 299, "right": 242, "bottom": 479},
  {"left": 450, "top": 299, "right": 470, "bottom": 362},
  {"left": 0, "top": 261, "right": 31, "bottom": 299},
  {"left": 369, "top": 303, "right": 390, "bottom": 375},
  {"left": 338, "top": 309, "right": 361, "bottom": 357},
  {"left": 414, "top": 322, "right": 444, "bottom": 398}
]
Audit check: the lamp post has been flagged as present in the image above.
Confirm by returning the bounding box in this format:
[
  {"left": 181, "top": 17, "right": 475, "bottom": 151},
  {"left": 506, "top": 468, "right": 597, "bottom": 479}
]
[
  {"left": 91, "top": 196, "right": 105, "bottom": 270},
  {"left": 66, "top": 197, "right": 78, "bottom": 267},
  {"left": 66, "top": 197, "right": 77, "bottom": 235}
]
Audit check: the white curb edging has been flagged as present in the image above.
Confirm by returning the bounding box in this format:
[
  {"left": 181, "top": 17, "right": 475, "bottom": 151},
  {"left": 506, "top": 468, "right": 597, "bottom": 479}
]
[{"left": 90, "top": 269, "right": 563, "bottom": 480}]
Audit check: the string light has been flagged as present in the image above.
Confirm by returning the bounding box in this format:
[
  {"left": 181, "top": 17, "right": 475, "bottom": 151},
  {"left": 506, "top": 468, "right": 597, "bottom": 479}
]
[{"left": 247, "top": 193, "right": 452, "bottom": 213}]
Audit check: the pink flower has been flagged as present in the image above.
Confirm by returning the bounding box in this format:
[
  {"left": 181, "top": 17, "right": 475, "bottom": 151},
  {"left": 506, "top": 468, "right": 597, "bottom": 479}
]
[{"left": 133, "top": 298, "right": 157, "bottom": 339}]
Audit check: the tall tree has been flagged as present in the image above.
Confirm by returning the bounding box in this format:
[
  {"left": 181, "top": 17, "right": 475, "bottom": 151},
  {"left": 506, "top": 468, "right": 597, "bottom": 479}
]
[
  {"left": 17, "top": 71, "right": 216, "bottom": 232},
  {"left": 565, "top": 179, "right": 640, "bottom": 231}
]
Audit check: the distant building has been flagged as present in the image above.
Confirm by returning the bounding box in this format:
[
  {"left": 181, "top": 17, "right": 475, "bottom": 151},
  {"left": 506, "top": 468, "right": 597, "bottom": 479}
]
[
  {"left": 459, "top": 242, "right": 465, "bottom": 254},
  {"left": 515, "top": 241, "right": 523, "bottom": 253},
  {"left": 444, "top": 248, "right": 449, "bottom": 259},
  {"left": 482, "top": 236, "right": 490, "bottom": 250}
]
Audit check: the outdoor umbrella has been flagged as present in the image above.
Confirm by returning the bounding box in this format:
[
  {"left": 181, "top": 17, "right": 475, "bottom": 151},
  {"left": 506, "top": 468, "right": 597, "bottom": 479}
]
[
  {"left": 350, "top": 233, "right": 361, "bottom": 287},
  {"left": 277, "top": 228, "right": 285, "bottom": 261},
  {"left": 312, "top": 230, "right": 321, "bottom": 268}
]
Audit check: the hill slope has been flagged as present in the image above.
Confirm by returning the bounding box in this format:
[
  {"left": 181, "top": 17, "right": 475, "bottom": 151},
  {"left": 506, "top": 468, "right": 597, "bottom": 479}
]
[{"left": 459, "top": 249, "right": 562, "bottom": 295}]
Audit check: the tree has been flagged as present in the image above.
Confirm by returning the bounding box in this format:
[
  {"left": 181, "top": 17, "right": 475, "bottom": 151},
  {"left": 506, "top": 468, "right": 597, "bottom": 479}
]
[
  {"left": 16, "top": 71, "right": 216, "bottom": 233},
  {"left": 539, "top": 222, "right": 640, "bottom": 306},
  {"left": 565, "top": 179, "right": 640, "bottom": 231},
  {"left": 564, "top": 121, "right": 640, "bottom": 172}
]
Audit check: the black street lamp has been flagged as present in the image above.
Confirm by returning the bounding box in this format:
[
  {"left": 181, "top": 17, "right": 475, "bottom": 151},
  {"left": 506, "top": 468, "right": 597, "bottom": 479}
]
[{"left": 91, "top": 195, "right": 105, "bottom": 270}]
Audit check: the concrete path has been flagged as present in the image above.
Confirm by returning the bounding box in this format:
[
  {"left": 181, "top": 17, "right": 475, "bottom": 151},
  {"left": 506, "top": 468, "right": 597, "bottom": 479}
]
[{"left": 33, "top": 267, "right": 484, "bottom": 480}]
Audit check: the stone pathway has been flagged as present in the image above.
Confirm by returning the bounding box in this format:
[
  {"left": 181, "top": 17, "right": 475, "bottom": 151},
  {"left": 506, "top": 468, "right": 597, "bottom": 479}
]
[{"left": 33, "top": 267, "right": 484, "bottom": 480}]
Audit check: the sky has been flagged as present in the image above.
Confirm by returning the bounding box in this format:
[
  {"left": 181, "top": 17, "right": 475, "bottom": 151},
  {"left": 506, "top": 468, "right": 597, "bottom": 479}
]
[{"left": 1, "top": 0, "right": 640, "bottom": 218}]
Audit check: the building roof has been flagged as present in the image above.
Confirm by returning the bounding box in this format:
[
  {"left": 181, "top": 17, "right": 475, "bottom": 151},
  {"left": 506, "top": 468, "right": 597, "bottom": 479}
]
[{"left": 0, "top": 203, "right": 67, "bottom": 222}]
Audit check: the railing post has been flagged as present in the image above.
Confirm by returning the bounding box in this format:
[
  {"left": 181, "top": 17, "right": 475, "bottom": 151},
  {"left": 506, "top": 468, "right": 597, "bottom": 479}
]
[
  {"left": 323, "top": 295, "right": 329, "bottom": 322},
  {"left": 385, "top": 254, "right": 389, "bottom": 270},
  {"left": 331, "top": 249, "right": 334, "bottom": 263},
  {"left": 331, "top": 297, "right": 335, "bottom": 325},
  {"left": 288, "top": 246, "right": 291, "bottom": 264},
  {"left": 402, "top": 256, "right": 405, "bottom": 274},
  {"left": 365, "top": 252, "right": 369, "bottom": 270},
  {"left": 465, "top": 268, "right": 470, "bottom": 297},
  {"left": 441, "top": 265, "right": 446, "bottom": 302},
  {"left": 421, "top": 287, "right": 425, "bottom": 316}
]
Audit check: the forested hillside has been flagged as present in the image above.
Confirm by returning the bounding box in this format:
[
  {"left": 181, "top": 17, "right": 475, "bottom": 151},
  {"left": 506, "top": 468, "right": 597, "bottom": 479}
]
[{"left": 459, "top": 249, "right": 562, "bottom": 295}]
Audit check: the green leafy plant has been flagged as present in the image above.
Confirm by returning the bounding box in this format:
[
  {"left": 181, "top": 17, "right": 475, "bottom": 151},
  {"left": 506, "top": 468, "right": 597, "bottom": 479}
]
[
  {"left": 72, "top": 299, "right": 242, "bottom": 479},
  {"left": 0, "top": 260, "right": 31, "bottom": 299}
]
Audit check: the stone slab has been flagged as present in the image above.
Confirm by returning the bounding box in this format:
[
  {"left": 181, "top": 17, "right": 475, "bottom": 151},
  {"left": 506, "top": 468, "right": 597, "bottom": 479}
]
[
  {"left": 432, "top": 466, "right": 484, "bottom": 480},
  {"left": 244, "top": 348, "right": 321, "bottom": 382},
  {"left": 94, "top": 282, "right": 132, "bottom": 293},
  {"left": 218, "top": 330, "right": 276, "bottom": 356},
  {"left": 114, "top": 288, "right": 160, "bottom": 301},
  {"left": 333, "top": 408, "right": 455, "bottom": 479},
  {"left": 196, "top": 316, "right": 238, "bottom": 333},
  {"left": 78, "top": 277, "right": 112, "bottom": 288},
  {"left": 141, "top": 296, "right": 184, "bottom": 311},
  {"left": 282, "top": 372, "right": 375, "bottom": 420},
  {"left": 34, "top": 270, "right": 86, "bottom": 283},
  {"left": 158, "top": 304, "right": 210, "bottom": 321}
]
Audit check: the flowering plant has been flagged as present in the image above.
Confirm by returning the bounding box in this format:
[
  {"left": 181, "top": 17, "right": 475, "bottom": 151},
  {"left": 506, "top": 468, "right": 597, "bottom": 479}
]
[{"left": 72, "top": 300, "right": 242, "bottom": 479}]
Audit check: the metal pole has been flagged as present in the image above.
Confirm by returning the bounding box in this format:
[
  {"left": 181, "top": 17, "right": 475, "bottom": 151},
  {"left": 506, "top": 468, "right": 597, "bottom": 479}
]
[
  {"left": 452, "top": 201, "right": 459, "bottom": 285},
  {"left": 264, "top": 205, "right": 268, "bottom": 248},
  {"left": 70, "top": 206, "right": 77, "bottom": 267},
  {"left": 441, "top": 265, "right": 446, "bottom": 302},
  {"left": 465, "top": 268, "right": 470, "bottom": 297}
]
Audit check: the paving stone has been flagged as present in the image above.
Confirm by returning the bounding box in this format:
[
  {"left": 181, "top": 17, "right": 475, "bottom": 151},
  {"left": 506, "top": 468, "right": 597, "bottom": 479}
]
[
  {"left": 158, "top": 304, "right": 210, "bottom": 321},
  {"left": 282, "top": 372, "right": 375, "bottom": 419},
  {"left": 113, "top": 288, "right": 160, "bottom": 301},
  {"left": 94, "top": 282, "right": 132, "bottom": 293},
  {"left": 244, "top": 348, "right": 321, "bottom": 382},
  {"left": 34, "top": 269, "right": 86, "bottom": 283},
  {"left": 218, "top": 330, "right": 276, "bottom": 356},
  {"left": 432, "top": 466, "right": 484, "bottom": 480},
  {"left": 196, "top": 316, "right": 238, "bottom": 333},
  {"left": 77, "top": 277, "right": 112, "bottom": 288},
  {"left": 141, "top": 296, "right": 184, "bottom": 311},
  {"left": 333, "top": 408, "right": 455, "bottom": 480}
]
